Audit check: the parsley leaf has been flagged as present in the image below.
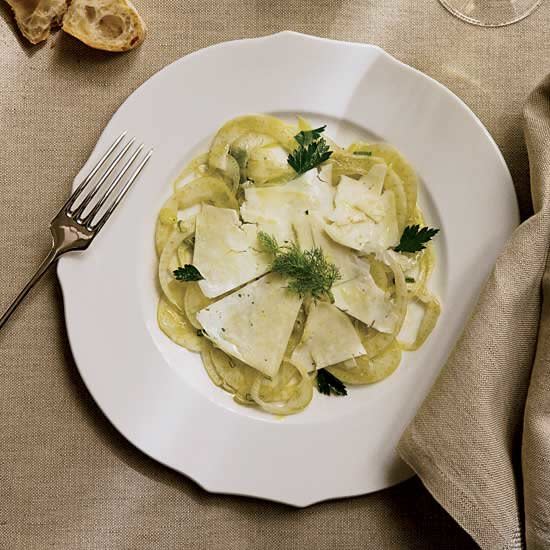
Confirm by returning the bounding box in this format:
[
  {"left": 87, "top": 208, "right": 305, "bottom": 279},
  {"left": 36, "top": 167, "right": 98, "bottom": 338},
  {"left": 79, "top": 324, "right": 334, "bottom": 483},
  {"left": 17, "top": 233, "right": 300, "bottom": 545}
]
[
  {"left": 287, "top": 126, "right": 333, "bottom": 174},
  {"left": 317, "top": 369, "right": 347, "bottom": 396},
  {"left": 353, "top": 150, "right": 372, "bottom": 156},
  {"left": 173, "top": 265, "right": 204, "bottom": 281},
  {"left": 394, "top": 224, "right": 440, "bottom": 253},
  {"left": 258, "top": 231, "right": 341, "bottom": 301},
  {"left": 294, "top": 126, "right": 327, "bottom": 146}
]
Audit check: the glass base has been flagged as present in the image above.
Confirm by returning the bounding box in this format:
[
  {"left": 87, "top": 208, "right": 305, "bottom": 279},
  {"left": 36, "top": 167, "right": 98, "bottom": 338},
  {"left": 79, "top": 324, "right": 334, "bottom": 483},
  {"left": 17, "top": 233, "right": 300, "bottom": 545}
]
[{"left": 439, "top": 0, "right": 543, "bottom": 27}]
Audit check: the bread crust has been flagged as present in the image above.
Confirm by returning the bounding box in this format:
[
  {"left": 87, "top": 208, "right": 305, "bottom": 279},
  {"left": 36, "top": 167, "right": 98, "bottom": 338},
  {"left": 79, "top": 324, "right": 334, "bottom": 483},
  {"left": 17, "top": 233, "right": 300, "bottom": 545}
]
[
  {"left": 62, "top": 0, "right": 146, "bottom": 52},
  {"left": 5, "top": 0, "right": 68, "bottom": 44}
]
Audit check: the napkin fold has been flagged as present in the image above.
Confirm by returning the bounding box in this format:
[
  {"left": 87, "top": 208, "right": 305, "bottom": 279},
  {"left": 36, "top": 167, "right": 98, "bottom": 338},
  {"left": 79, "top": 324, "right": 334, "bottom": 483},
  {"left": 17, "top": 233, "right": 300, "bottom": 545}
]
[{"left": 398, "top": 75, "right": 550, "bottom": 549}]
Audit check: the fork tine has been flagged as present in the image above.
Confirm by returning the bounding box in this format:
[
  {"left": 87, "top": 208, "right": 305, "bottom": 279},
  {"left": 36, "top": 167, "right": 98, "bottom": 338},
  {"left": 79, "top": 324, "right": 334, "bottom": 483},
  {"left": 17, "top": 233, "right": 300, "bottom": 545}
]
[
  {"left": 72, "top": 137, "right": 136, "bottom": 221},
  {"left": 82, "top": 144, "right": 144, "bottom": 225},
  {"left": 63, "top": 132, "right": 126, "bottom": 212},
  {"left": 90, "top": 149, "right": 153, "bottom": 232}
]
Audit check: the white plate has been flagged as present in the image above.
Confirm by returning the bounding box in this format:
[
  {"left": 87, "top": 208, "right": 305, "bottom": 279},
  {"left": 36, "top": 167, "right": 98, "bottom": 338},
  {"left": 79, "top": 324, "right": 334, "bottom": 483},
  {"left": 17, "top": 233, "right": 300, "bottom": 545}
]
[{"left": 58, "top": 32, "right": 519, "bottom": 506}]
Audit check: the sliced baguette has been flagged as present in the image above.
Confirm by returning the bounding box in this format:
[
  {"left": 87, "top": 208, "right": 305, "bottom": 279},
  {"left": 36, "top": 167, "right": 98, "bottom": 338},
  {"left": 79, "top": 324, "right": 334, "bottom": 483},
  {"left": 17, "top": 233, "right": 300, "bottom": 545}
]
[
  {"left": 4, "top": 0, "right": 67, "bottom": 44},
  {"left": 62, "top": 0, "right": 146, "bottom": 52}
]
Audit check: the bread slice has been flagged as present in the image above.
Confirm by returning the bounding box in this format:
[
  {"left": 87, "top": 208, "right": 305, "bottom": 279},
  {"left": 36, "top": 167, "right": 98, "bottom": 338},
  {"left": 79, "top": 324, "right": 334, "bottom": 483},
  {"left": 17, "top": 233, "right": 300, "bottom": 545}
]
[
  {"left": 4, "top": 0, "right": 67, "bottom": 44},
  {"left": 62, "top": 0, "right": 146, "bottom": 52}
]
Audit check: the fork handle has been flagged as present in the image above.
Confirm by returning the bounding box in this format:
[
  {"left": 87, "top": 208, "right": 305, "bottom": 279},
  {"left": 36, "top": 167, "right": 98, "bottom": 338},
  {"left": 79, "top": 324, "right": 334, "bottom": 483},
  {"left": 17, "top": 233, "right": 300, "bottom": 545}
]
[{"left": 0, "top": 247, "right": 59, "bottom": 330}]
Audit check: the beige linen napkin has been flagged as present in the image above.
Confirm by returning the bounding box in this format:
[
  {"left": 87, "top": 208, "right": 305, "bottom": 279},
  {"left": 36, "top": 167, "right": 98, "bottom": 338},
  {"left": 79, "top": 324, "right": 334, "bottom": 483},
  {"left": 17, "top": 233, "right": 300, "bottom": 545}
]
[{"left": 398, "top": 75, "right": 550, "bottom": 550}]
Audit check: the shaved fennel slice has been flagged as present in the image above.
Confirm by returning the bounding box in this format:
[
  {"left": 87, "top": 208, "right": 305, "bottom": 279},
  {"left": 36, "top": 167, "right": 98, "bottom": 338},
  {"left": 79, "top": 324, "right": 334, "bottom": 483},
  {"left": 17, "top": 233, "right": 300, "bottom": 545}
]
[
  {"left": 327, "top": 340, "right": 402, "bottom": 384},
  {"left": 157, "top": 296, "right": 203, "bottom": 353},
  {"left": 209, "top": 114, "right": 297, "bottom": 175},
  {"left": 183, "top": 282, "right": 213, "bottom": 330},
  {"left": 251, "top": 362, "right": 313, "bottom": 415},
  {"left": 398, "top": 294, "right": 441, "bottom": 351},
  {"left": 158, "top": 228, "right": 194, "bottom": 311}
]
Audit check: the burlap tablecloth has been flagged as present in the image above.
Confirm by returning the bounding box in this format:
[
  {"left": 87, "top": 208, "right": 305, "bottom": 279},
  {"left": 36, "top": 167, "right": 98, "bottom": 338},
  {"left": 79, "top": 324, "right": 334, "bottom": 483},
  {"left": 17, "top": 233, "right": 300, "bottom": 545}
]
[{"left": 1, "top": 2, "right": 549, "bottom": 549}]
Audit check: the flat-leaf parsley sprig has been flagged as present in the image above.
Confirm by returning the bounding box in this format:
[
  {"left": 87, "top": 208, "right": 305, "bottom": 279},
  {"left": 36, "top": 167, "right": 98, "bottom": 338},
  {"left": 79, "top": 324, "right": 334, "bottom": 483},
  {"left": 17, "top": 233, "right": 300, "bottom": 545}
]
[
  {"left": 317, "top": 369, "right": 347, "bottom": 396},
  {"left": 173, "top": 264, "right": 204, "bottom": 281},
  {"left": 394, "top": 224, "right": 439, "bottom": 253},
  {"left": 287, "top": 126, "right": 333, "bottom": 174},
  {"left": 258, "top": 231, "right": 341, "bottom": 301}
]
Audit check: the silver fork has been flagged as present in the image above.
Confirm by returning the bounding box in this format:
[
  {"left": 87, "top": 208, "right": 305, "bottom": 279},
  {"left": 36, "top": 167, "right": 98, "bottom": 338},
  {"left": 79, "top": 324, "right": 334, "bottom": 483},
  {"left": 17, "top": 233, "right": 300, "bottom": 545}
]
[{"left": 0, "top": 133, "right": 152, "bottom": 330}]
